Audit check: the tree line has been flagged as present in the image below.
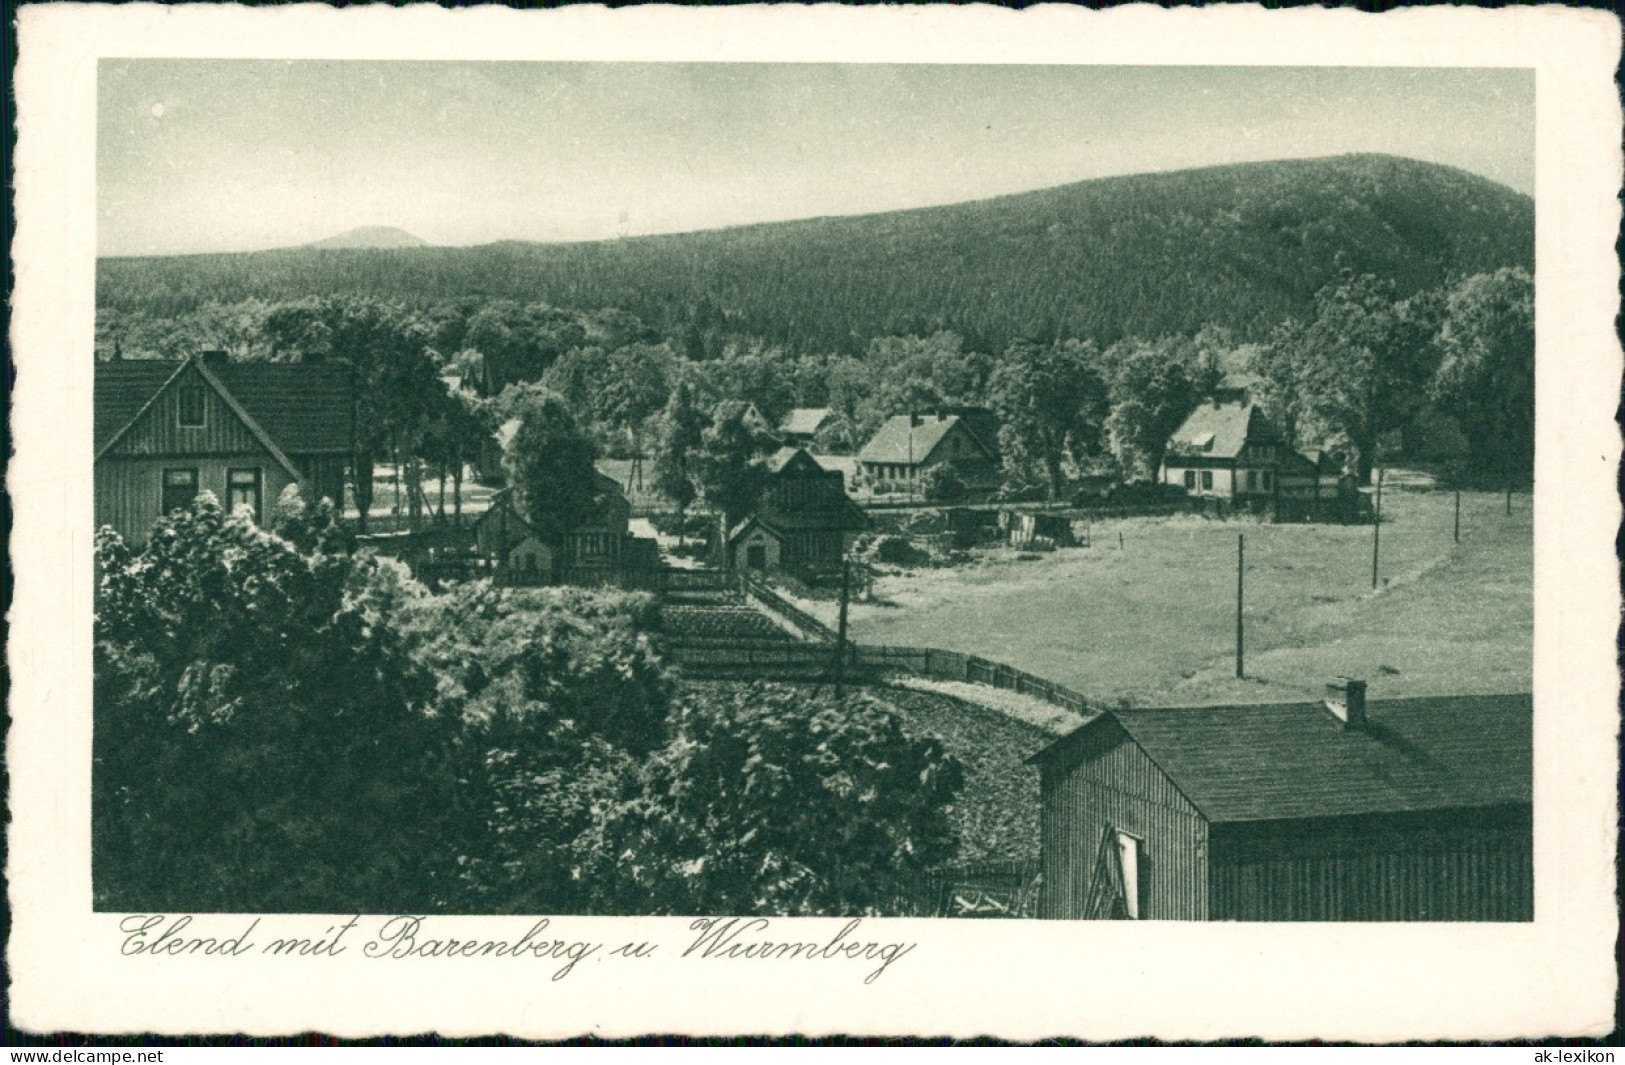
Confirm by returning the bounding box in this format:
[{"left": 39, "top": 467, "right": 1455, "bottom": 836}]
[{"left": 97, "top": 262, "right": 1534, "bottom": 534}]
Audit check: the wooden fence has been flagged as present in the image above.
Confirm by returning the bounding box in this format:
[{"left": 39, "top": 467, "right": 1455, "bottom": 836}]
[
  {"left": 665, "top": 636, "right": 1094, "bottom": 718},
  {"left": 739, "top": 574, "right": 838, "bottom": 643}
]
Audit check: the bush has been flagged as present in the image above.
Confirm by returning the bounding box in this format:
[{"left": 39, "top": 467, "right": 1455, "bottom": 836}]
[
  {"left": 920, "top": 461, "right": 969, "bottom": 503},
  {"left": 93, "top": 496, "right": 465, "bottom": 913},
  {"left": 865, "top": 534, "right": 933, "bottom": 568},
  {"left": 578, "top": 683, "right": 964, "bottom": 916}
]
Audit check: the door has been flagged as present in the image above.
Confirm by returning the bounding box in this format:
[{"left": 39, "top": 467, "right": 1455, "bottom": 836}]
[{"left": 746, "top": 543, "right": 767, "bottom": 570}]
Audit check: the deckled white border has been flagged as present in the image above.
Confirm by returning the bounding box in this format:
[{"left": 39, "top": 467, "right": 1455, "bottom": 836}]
[{"left": 10, "top": 3, "right": 1620, "bottom": 1040}]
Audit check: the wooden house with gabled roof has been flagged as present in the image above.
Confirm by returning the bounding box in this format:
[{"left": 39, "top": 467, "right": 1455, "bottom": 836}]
[
  {"left": 726, "top": 447, "right": 869, "bottom": 572},
  {"left": 95, "top": 352, "right": 353, "bottom": 546},
  {"left": 1029, "top": 682, "right": 1533, "bottom": 922}
]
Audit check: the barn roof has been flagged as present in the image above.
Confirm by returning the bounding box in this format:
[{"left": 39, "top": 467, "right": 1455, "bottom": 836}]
[
  {"left": 858, "top": 414, "right": 990, "bottom": 466},
  {"left": 1165, "top": 399, "right": 1284, "bottom": 461},
  {"left": 95, "top": 357, "right": 353, "bottom": 455},
  {"left": 764, "top": 446, "right": 822, "bottom": 475},
  {"left": 1031, "top": 693, "right": 1531, "bottom": 823},
  {"left": 779, "top": 407, "right": 832, "bottom": 436}
]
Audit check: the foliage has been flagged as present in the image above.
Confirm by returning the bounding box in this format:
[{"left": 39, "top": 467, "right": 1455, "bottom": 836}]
[
  {"left": 1103, "top": 334, "right": 1224, "bottom": 478},
  {"left": 579, "top": 684, "right": 963, "bottom": 916},
  {"left": 691, "top": 400, "right": 780, "bottom": 526},
  {"left": 651, "top": 375, "right": 707, "bottom": 524},
  {"left": 462, "top": 300, "right": 589, "bottom": 392},
  {"left": 988, "top": 338, "right": 1111, "bottom": 499},
  {"left": 93, "top": 495, "right": 465, "bottom": 913},
  {"left": 1428, "top": 268, "right": 1535, "bottom": 485},
  {"left": 919, "top": 461, "right": 970, "bottom": 503},
  {"left": 1257, "top": 274, "right": 1443, "bottom": 481},
  {"left": 504, "top": 390, "right": 603, "bottom": 545},
  {"left": 397, "top": 583, "right": 671, "bottom": 912}
]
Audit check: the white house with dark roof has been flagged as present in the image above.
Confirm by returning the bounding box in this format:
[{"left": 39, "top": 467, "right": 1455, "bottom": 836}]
[
  {"left": 1158, "top": 395, "right": 1314, "bottom": 500},
  {"left": 94, "top": 352, "right": 353, "bottom": 546},
  {"left": 856, "top": 411, "right": 1000, "bottom": 494}
]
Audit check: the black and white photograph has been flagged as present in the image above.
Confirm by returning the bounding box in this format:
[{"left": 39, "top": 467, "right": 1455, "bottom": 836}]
[{"left": 10, "top": 3, "right": 1619, "bottom": 1041}]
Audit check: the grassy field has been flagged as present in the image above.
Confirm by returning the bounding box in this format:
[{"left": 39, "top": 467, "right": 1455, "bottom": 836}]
[{"left": 812, "top": 484, "right": 1531, "bottom": 708}]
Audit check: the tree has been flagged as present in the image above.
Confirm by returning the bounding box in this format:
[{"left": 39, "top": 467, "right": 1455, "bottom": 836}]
[
  {"left": 93, "top": 495, "right": 466, "bottom": 913},
  {"left": 505, "top": 390, "right": 605, "bottom": 547},
  {"left": 579, "top": 684, "right": 964, "bottom": 916},
  {"left": 692, "top": 399, "right": 780, "bottom": 529},
  {"left": 1428, "top": 268, "right": 1535, "bottom": 485},
  {"left": 397, "top": 583, "right": 672, "bottom": 912},
  {"left": 651, "top": 375, "right": 707, "bottom": 542},
  {"left": 865, "top": 332, "right": 992, "bottom": 418},
  {"left": 422, "top": 387, "right": 492, "bottom": 521},
  {"left": 601, "top": 342, "right": 677, "bottom": 479},
  {"left": 1257, "top": 274, "right": 1442, "bottom": 482},
  {"left": 261, "top": 296, "right": 444, "bottom": 532},
  {"left": 463, "top": 301, "right": 590, "bottom": 391},
  {"left": 987, "top": 338, "right": 1111, "bottom": 499},
  {"left": 1104, "top": 335, "right": 1222, "bottom": 479}
]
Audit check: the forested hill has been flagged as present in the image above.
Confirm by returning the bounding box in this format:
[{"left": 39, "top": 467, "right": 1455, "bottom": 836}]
[{"left": 97, "top": 154, "right": 1532, "bottom": 354}]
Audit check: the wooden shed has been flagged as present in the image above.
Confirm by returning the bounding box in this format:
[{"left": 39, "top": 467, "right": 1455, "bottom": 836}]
[{"left": 1028, "top": 684, "right": 1533, "bottom": 921}]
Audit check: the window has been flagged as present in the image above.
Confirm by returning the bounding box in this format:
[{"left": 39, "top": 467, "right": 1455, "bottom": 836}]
[
  {"left": 1201, "top": 470, "right": 1214, "bottom": 490},
  {"left": 1247, "top": 470, "right": 1258, "bottom": 491},
  {"left": 227, "top": 467, "right": 262, "bottom": 523},
  {"left": 161, "top": 468, "right": 198, "bottom": 514},
  {"left": 1183, "top": 470, "right": 1196, "bottom": 489},
  {"left": 1262, "top": 471, "right": 1274, "bottom": 491},
  {"left": 177, "top": 385, "right": 205, "bottom": 427},
  {"left": 1115, "top": 830, "right": 1143, "bottom": 920}
]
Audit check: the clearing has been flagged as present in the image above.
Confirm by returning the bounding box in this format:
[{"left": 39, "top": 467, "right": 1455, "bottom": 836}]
[{"left": 807, "top": 485, "right": 1531, "bottom": 707}]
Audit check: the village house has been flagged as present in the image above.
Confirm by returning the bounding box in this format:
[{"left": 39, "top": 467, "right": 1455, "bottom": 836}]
[
  {"left": 1158, "top": 390, "right": 1308, "bottom": 502},
  {"left": 95, "top": 352, "right": 353, "bottom": 547},
  {"left": 473, "top": 472, "right": 658, "bottom": 587},
  {"left": 726, "top": 447, "right": 869, "bottom": 572},
  {"left": 856, "top": 408, "right": 1000, "bottom": 495},
  {"left": 1028, "top": 682, "right": 1532, "bottom": 921},
  {"left": 777, "top": 407, "right": 834, "bottom": 448}
]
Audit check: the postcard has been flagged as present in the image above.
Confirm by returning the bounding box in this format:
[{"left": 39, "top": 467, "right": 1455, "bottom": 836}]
[{"left": 9, "top": 2, "right": 1619, "bottom": 1041}]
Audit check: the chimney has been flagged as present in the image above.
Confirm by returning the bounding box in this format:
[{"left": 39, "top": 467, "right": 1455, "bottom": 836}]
[
  {"left": 198, "top": 350, "right": 229, "bottom": 370},
  {"left": 1324, "top": 677, "right": 1367, "bottom": 729}
]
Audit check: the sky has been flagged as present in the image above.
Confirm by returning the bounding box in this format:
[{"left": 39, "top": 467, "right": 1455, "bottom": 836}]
[{"left": 98, "top": 61, "right": 1535, "bottom": 257}]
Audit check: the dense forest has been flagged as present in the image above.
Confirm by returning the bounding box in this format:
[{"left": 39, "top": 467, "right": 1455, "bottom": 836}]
[{"left": 98, "top": 154, "right": 1532, "bottom": 357}]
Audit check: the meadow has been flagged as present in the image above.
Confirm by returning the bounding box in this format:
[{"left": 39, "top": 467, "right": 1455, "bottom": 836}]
[{"left": 818, "top": 483, "right": 1532, "bottom": 708}]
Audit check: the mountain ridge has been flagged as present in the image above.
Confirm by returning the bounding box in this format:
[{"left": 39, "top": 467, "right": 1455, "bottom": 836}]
[{"left": 98, "top": 154, "right": 1533, "bottom": 353}]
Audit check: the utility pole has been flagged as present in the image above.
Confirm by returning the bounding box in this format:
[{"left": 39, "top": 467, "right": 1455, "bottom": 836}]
[
  {"left": 833, "top": 557, "right": 851, "bottom": 699},
  {"left": 1454, "top": 488, "right": 1461, "bottom": 545},
  {"left": 1235, "top": 533, "right": 1245, "bottom": 679},
  {"left": 1505, "top": 484, "right": 1513, "bottom": 516},
  {"left": 1371, "top": 466, "right": 1384, "bottom": 590}
]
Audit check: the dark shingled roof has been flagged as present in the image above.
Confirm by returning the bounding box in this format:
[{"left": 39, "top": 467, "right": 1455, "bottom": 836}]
[
  {"left": 1032, "top": 694, "right": 1531, "bottom": 823},
  {"left": 95, "top": 358, "right": 353, "bottom": 455}
]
